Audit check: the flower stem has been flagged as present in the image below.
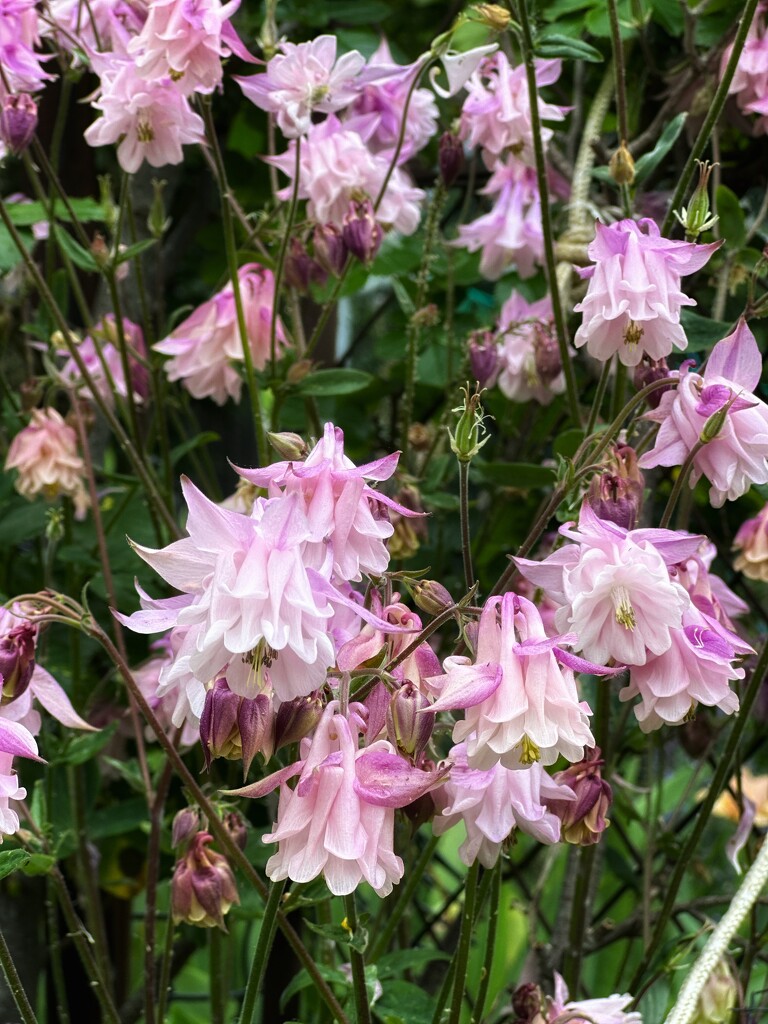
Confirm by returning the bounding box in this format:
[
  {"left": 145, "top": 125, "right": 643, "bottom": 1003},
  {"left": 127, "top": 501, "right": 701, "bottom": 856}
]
[
  {"left": 658, "top": 440, "right": 705, "bottom": 529},
  {"left": 210, "top": 928, "right": 228, "bottom": 1024},
  {"left": 0, "top": 929, "right": 38, "bottom": 1024},
  {"left": 239, "top": 879, "right": 287, "bottom": 1024},
  {"left": 584, "top": 358, "right": 613, "bottom": 438},
  {"left": 448, "top": 859, "right": 480, "bottom": 1024},
  {"left": 459, "top": 459, "right": 475, "bottom": 593},
  {"left": 471, "top": 861, "right": 502, "bottom": 1024},
  {"left": 607, "top": 0, "right": 630, "bottom": 145},
  {"left": 269, "top": 137, "right": 302, "bottom": 381},
  {"left": 369, "top": 836, "right": 439, "bottom": 961},
  {"left": 343, "top": 891, "right": 372, "bottom": 1024}
]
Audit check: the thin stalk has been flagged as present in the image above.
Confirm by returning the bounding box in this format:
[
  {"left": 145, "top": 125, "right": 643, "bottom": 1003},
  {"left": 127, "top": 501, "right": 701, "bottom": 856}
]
[
  {"left": 449, "top": 860, "right": 481, "bottom": 1024},
  {"left": 607, "top": 0, "right": 630, "bottom": 145},
  {"left": 239, "top": 879, "right": 287, "bottom": 1024},
  {"left": 201, "top": 102, "right": 267, "bottom": 464},
  {"left": 156, "top": 915, "right": 177, "bottom": 1024},
  {"left": 658, "top": 440, "right": 706, "bottom": 529},
  {"left": 629, "top": 632, "right": 768, "bottom": 996},
  {"left": 661, "top": 0, "right": 760, "bottom": 236},
  {"left": 431, "top": 957, "right": 457, "bottom": 1024},
  {"left": 369, "top": 836, "right": 439, "bottom": 961},
  {"left": 269, "top": 137, "right": 301, "bottom": 379},
  {"left": 513, "top": 0, "right": 582, "bottom": 428},
  {"left": 144, "top": 756, "right": 175, "bottom": 1024},
  {"left": 210, "top": 929, "right": 228, "bottom": 1024},
  {"left": 471, "top": 862, "right": 502, "bottom": 1024},
  {"left": 459, "top": 460, "right": 475, "bottom": 592},
  {"left": 104, "top": 270, "right": 142, "bottom": 449},
  {"left": 0, "top": 930, "right": 38, "bottom": 1024},
  {"left": 343, "top": 891, "right": 372, "bottom": 1024},
  {"left": 584, "top": 358, "right": 613, "bottom": 438},
  {"left": 45, "top": 877, "right": 71, "bottom": 1024}
]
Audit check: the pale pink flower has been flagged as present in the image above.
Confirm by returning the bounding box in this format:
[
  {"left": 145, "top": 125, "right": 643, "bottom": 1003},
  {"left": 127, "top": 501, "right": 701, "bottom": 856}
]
[
  {"left": 674, "top": 544, "right": 748, "bottom": 629},
  {"left": 346, "top": 38, "right": 438, "bottom": 161},
  {"left": 724, "top": 3, "right": 768, "bottom": 132},
  {"left": 429, "top": 43, "right": 499, "bottom": 99},
  {"left": 734, "top": 502, "right": 768, "bottom": 581},
  {"left": 516, "top": 504, "right": 698, "bottom": 667},
  {"left": 496, "top": 291, "right": 566, "bottom": 404},
  {"left": 573, "top": 218, "right": 720, "bottom": 367},
  {"left": 236, "top": 35, "right": 365, "bottom": 138},
  {"left": 433, "top": 742, "right": 571, "bottom": 866},
  {"left": 46, "top": 0, "right": 146, "bottom": 55},
  {"left": 133, "top": 636, "right": 201, "bottom": 746},
  {"left": 639, "top": 319, "right": 768, "bottom": 506},
  {"left": 453, "top": 159, "right": 543, "bottom": 280},
  {"left": 59, "top": 315, "right": 148, "bottom": 407},
  {"left": 0, "top": 752, "right": 26, "bottom": 839},
  {"left": 128, "top": 0, "right": 253, "bottom": 95},
  {"left": 154, "top": 263, "right": 287, "bottom": 404},
  {"left": 545, "top": 972, "right": 642, "bottom": 1024},
  {"left": 0, "top": 0, "right": 54, "bottom": 96},
  {"left": 459, "top": 53, "right": 565, "bottom": 167},
  {"left": 426, "top": 592, "right": 597, "bottom": 770},
  {"left": 5, "top": 408, "right": 89, "bottom": 520},
  {"left": 234, "top": 422, "right": 417, "bottom": 583},
  {"left": 84, "top": 55, "right": 205, "bottom": 173},
  {"left": 268, "top": 115, "right": 424, "bottom": 233}
]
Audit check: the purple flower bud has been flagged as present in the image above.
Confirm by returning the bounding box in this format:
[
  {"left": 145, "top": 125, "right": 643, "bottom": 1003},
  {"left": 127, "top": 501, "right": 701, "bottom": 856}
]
[
  {"left": 586, "top": 444, "right": 644, "bottom": 531},
  {"left": 266, "top": 431, "right": 309, "bottom": 461},
  {"left": 0, "top": 623, "right": 36, "bottom": 705},
  {"left": 200, "top": 678, "right": 272, "bottom": 775},
  {"left": 386, "top": 682, "right": 433, "bottom": 761},
  {"left": 0, "top": 94, "right": 38, "bottom": 156},
  {"left": 171, "top": 807, "right": 202, "bottom": 849},
  {"left": 284, "top": 237, "right": 327, "bottom": 294},
  {"left": 468, "top": 331, "right": 499, "bottom": 389},
  {"left": 342, "top": 198, "right": 382, "bottom": 264},
  {"left": 313, "top": 222, "right": 348, "bottom": 276},
  {"left": 412, "top": 580, "right": 454, "bottom": 617},
  {"left": 171, "top": 832, "right": 239, "bottom": 931},
  {"left": 274, "top": 691, "right": 324, "bottom": 751},
  {"left": 222, "top": 811, "right": 248, "bottom": 852},
  {"left": 511, "top": 983, "right": 542, "bottom": 1022},
  {"left": 633, "top": 356, "right": 674, "bottom": 409},
  {"left": 237, "top": 693, "right": 274, "bottom": 777},
  {"left": 533, "top": 323, "right": 562, "bottom": 386},
  {"left": 438, "top": 131, "right": 464, "bottom": 188},
  {"left": 549, "top": 747, "right": 612, "bottom": 846}
]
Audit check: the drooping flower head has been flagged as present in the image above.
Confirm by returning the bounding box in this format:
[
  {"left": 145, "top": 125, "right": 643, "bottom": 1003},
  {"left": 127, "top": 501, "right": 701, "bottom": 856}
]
[
  {"left": 59, "top": 315, "right": 148, "bottom": 407},
  {"left": 5, "top": 408, "right": 89, "bottom": 520},
  {"left": 573, "top": 218, "right": 720, "bottom": 367},
  {"left": 495, "top": 290, "right": 565, "bottom": 404},
  {"left": 544, "top": 972, "right": 643, "bottom": 1023},
  {"left": 733, "top": 502, "right": 768, "bottom": 581}
]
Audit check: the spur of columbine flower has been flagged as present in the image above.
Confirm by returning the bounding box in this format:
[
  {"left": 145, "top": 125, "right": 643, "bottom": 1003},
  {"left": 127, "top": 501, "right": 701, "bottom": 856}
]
[{"left": 639, "top": 318, "right": 768, "bottom": 506}]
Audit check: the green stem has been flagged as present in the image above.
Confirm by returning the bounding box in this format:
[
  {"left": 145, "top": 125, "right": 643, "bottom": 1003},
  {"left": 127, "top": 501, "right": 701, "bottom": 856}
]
[
  {"left": 156, "top": 915, "right": 177, "bottom": 1024},
  {"left": 105, "top": 270, "right": 142, "bottom": 449},
  {"left": 210, "top": 929, "right": 228, "bottom": 1024},
  {"left": 459, "top": 459, "right": 475, "bottom": 593},
  {"left": 607, "top": 0, "right": 630, "bottom": 145},
  {"left": 661, "top": 0, "right": 760, "bottom": 236},
  {"left": 514, "top": 0, "right": 582, "bottom": 428},
  {"left": 0, "top": 929, "right": 38, "bottom": 1024},
  {"left": 369, "top": 836, "right": 439, "bottom": 961},
  {"left": 629, "top": 631, "right": 768, "bottom": 996},
  {"left": 584, "top": 359, "right": 613, "bottom": 438},
  {"left": 269, "top": 137, "right": 302, "bottom": 380},
  {"left": 45, "top": 877, "right": 71, "bottom": 1024},
  {"left": 239, "top": 879, "right": 287, "bottom": 1024},
  {"left": 658, "top": 440, "right": 705, "bottom": 529},
  {"left": 448, "top": 860, "right": 480, "bottom": 1024},
  {"left": 471, "top": 862, "right": 501, "bottom": 1024},
  {"left": 343, "top": 891, "right": 372, "bottom": 1024}
]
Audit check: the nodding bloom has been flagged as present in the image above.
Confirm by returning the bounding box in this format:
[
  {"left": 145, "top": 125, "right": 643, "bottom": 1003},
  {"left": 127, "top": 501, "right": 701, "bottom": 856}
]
[
  {"left": 154, "top": 263, "right": 287, "bottom": 405},
  {"left": 236, "top": 35, "right": 365, "bottom": 138},
  {"left": 459, "top": 52, "right": 565, "bottom": 168},
  {"left": 426, "top": 592, "right": 600, "bottom": 770},
  {"left": 171, "top": 831, "right": 239, "bottom": 930},
  {"left": 84, "top": 54, "right": 205, "bottom": 173},
  {"left": 495, "top": 290, "right": 565, "bottom": 404},
  {"left": 127, "top": 0, "right": 253, "bottom": 95},
  {"left": 46, "top": 0, "right": 147, "bottom": 54},
  {"left": 543, "top": 973, "right": 643, "bottom": 1024},
  {"left": 516, "top": 503, "right": 699, "bottom": 668},
  {"left": 639, "top": 319, "right": 768, "bottom": 506},
  {"left": 733, "top": 502, "right": 768, "bottom": 581},
  {"left": 268, "top": 115, "right": 424, "bottom": 234},
  {"left": 0, "top": 0, "right": 54, "bottom": 96},
  {"left": 573, "top": 218, "right": 720, "bottom": 367},
  {"left": 432, "top": 742, "right": 572, "bottom": 867},
  {"left": 59, "top": 316, "right": 148, "bottom": 407},
  {"left": 453, "top": 158, "right": 543, "bottom": 280},
  {"left": 5, "top": 408, "right": 89, "bottom": 520}
]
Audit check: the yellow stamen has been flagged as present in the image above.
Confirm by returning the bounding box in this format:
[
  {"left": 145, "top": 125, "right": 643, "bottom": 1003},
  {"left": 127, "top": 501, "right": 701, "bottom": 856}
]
[{"left": 611, "top": 585, "right": 636, "bottom": 630}]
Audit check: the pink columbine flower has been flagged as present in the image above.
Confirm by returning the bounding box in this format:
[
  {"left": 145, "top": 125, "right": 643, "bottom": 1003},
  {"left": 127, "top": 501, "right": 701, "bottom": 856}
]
[
  {"left": 495, "top": 291, "right": 566, "bottom": 404},
  {"left": 733, "top": 502, "right": 768, "bottom": 581},
  {"left": 724, "top": 3, "right": 768, "bottom": 133},
  {"left": 426, "top": 592, "right": 600, "bottom": 770},
  {"left": 5, "top": 408, "right": 89, "bottom": 520},
  {"left": 516, "top": 503, "right": 700, "bottom": 667},
  {"left": 432, "top": 742, "right": 572, "bottom": 866},
  {"left": 639, "top": 319, "right": 768, "bottom": 506},
  {"left": 268, "top": 115, "right": 424, "bottom": 233},
  {"left": 573, "top": 218, "right": 720, "bottom": 367},
  {"left": 459, "top": 53, "right": 565, "bottom": 168},
  {"left": 235, "top": 422, "right": 421, "bottom": 584},
  {"left": 128, "top": 0, "right": 253, "bottom": 95},
  {"left": 84, "top": 55, "right": 205, "bottom": 173},
  {"left": 154, "top": 263, "right": 287, "bottom": 405},
  {"left": 454, "top": 158, "right": 543, "bottom": 280},
  {"left": 46, "top": 0, "right": 147, "bottom": 55},
  {"left": 59, "top": 315, "right": 148, "bottom": 407},
  {"left": 133, "top": 636, "right": 201, "bottom": 747},
  {"left": 0, "top": 0, "right": 54, "bottom": 96},
  {"left": 236, "top": 35, "right": 365, "bottom": 138},
  {"left": 544, "top": 972, "right": 643, "bottom": 1024}
]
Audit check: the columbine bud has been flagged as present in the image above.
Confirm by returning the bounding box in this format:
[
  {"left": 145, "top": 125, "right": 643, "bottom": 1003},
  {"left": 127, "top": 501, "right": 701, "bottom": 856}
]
[
  {"left": 0, "top": 623, "right": 35, "bottom": 704},
  {"left": 633, "top": 356, "right": 674, "bottom": 409},
  {"left": 549, "top": 747, "right": 612, "bottom": 846},
  {"left": 342, "top": 198, "right": 382, "bottom": 264},
  {"left": 171, "top": 832, "right": 239, "bottom": 930},
  {"left": 284, "top": 237, "right": 327, "bottom": 294},
  {"left": 172, "top": 807, "right": 202, "bottom": 849},
  {"left": 148, "top": 178, "right": 171, "bottom": 239},
  {"left": 412, "top": 580, "right": 454, "bottom": 617},
  {"left": 267, "top": 431, "right": 309, "bottom": 461},
  {"left": 692, "top": 959, "right": 738, "bottom": 1024},
  {"left": 313, "top": 223, "right": 348, "bottom": 276},
  {"left": 438, "top": 131, "right": 464, "bottom": 188},
  {"left": 609, "top": 141, "right": 635, "bottom": 186},
  {"left": 674, "top": 160, "right": 719, "bottom": 241},
  {"left": 472, "top": 3, "right": 511, "bottom": 30},
  {"left": 222, "top": 811, "right": 248, "bottom": 852},
  {"left": 448, "top": 383, "right": 490, "bottom": 463},
  {"left": 511, "top": 983, "right": 542, "bottom": 1022},
  {"left": 468, "top": 331, "right": 499, "bottom": 388},
  {"left": 274, "top": 691, "right": 324, "bottom": 751},
  {"left": 0, "top": 94, "right": 38, "bottom": 155},
  {"left": 587, "top": 445, "right": 644, "bottom": 530},
  {"left": 532, "top": 323, "right": 562, "bottom": 386},
  {"left": 386, "top": 682, "right": 433, "bottom": 761},
  {"left": 199, "top": 678, "right": 273, "bottom": 776},
  {"left": 286, "top": 358, "right": 313, "bottom": 384}
]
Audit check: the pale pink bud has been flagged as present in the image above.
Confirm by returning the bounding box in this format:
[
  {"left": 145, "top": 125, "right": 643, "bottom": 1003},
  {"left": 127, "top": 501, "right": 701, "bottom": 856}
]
[
  {"left": 386, "top": 682, "right": 433, "bottom": 760},
  {"left": 549, "top": 747, "right": 612, "bottom": 846},
  {"left": 0, "top": 94, "right": 37, "bottom": 155},
  {"left": 171, "top": 832, "right": 239, "bottom": 930},
  {"left": 342, "top": 198, "right": 382, "bottom": 264}
]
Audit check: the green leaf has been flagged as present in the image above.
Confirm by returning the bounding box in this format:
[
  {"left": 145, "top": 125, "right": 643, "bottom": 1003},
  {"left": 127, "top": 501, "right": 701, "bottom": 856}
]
[
  {"left": 0, "top": 224, "right": 32, "bottom": 271},
  {"left": 88, "top": 798, "right": 149, "bottom": 840},
  {"left": 376, "top": 949, "right": 451, "bottom": 980},
  {"left": 716, "top": 185, "right": 747, "bottom": 249},
  {"left": 473, "top": 462, "right": 556, "bottom": 489},
  {"left": 54, "top": 722, "right": 117, "bottom": 766},
  {"left": 553, "top": 428, "right": 585, "bottom": 459},
  {"left": 280, "top": 964, "right": 348, "bottom": 1011},
  {"left": 294, "top": 368, "right": 374, "bottom": 397},
  {"left": 680, "top": 310, "right": 731, "bottom": 352},
  {"left": 21, "top": 853, "right": 56, "bottom": 877},
  {"left": 4, "top": 198, "right": 104, "bottom": 226},
  {"left": 0, "top": 850, "right": 30, "bottom": 880},
  {"left": 51, "top": 224, "right": 99, "bottom": 272},
  {"left": 374, "top": 981, "right": 434, "bottom": 1024},
  {"left": 633, "top": 113, "right": 687, "bottom": 184},
  {"left": 536, "top": 33, "right": 604, "bottom": 62},
  {"left": 0, "top": 501, "right": 47, "bottom": 545},
  {"left": 170, "top": 431, "right": 220, "bottom": 465},
  {"left": 304, "top": 918, "right": 369, "bottom": 953},
  {"left": 650, "top": 0, "right": 685, "bottom": 35},
  {"left": 114, "top": 237, "right": 157, "bottom": 265}
]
